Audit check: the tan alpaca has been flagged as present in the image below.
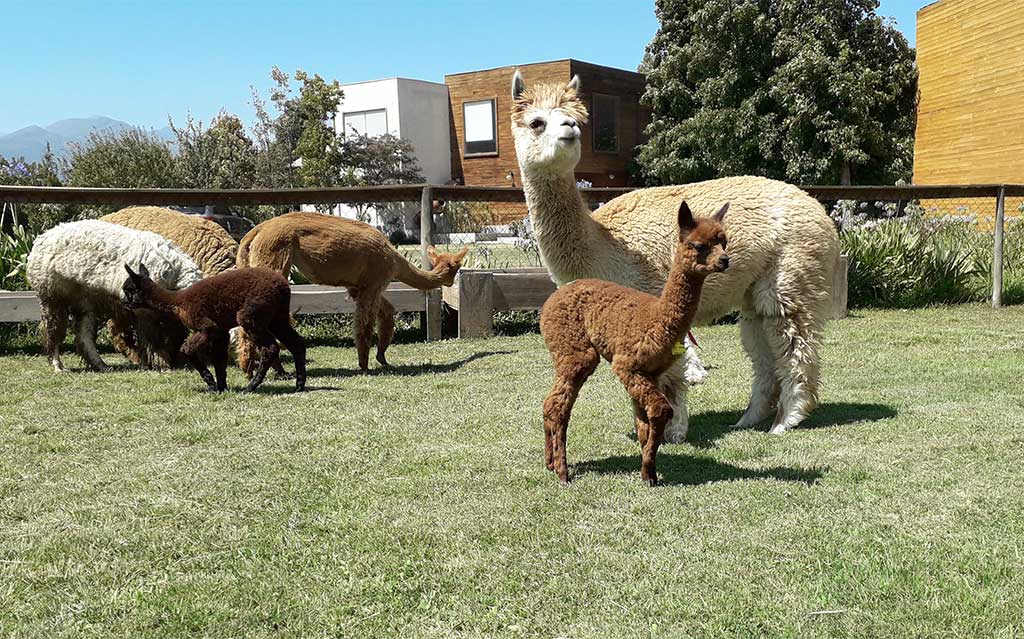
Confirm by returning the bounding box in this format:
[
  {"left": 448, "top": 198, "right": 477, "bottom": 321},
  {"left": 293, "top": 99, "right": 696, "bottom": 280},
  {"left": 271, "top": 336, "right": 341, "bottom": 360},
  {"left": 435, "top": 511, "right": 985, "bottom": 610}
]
[
  {"left": 541, "top": 201, "right": 729, "bottom": 485},
  {"left": 511, "top": 71, "right": 840, "bottom": 438},
  {"left": 236, "top": 212, "right": 467, "bottom": 370}
]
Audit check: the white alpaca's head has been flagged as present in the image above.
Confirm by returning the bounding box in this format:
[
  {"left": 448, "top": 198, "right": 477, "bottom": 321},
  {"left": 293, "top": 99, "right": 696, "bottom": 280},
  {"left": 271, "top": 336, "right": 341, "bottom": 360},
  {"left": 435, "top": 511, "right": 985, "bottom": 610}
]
[{"left": 511, "top": 70, "right": 589, "bottom": 177}]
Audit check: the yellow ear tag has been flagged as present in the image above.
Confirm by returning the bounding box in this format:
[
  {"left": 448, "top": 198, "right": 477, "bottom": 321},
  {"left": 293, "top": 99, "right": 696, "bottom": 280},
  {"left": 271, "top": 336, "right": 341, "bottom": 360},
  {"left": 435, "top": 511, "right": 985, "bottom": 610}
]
[{"left": 671, "top": 341, "right": 687, "bottom": 356}]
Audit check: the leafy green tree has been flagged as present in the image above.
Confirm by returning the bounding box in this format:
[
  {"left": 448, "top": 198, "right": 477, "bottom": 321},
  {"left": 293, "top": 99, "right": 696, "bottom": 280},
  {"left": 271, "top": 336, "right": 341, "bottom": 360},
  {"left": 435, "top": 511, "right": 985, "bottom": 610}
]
[
  {"left": 338, "top": 133, "right": 424, "bottom": 228},
  {"left": 64, "top": 128, "right": 177, "bottom": 188},
  {"left": 637, "top": 0, "right": 917, "bottom": 186},
  {"left": 171, "top": 112, "right": 257, "bottom": 189}
]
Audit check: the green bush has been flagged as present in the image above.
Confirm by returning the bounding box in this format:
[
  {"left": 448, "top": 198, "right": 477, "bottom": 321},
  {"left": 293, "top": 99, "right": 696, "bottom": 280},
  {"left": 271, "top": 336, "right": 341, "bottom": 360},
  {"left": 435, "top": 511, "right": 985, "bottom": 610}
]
[
  {"left": 0, "top": 226, "right": 36, "bottom": 291},
  {"left": 838, "top": 209, "right": 1024, "bottom": 308}
]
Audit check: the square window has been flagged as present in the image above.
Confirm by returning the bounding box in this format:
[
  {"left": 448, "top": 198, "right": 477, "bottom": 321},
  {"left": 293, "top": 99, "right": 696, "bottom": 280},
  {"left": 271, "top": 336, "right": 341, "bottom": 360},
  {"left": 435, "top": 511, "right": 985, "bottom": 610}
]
[
  {"left": 343, "top": 109, "right": 388, "bottom": 138},
  {"left": 464, "top": 99, "right": 497, "bottom": 155}
]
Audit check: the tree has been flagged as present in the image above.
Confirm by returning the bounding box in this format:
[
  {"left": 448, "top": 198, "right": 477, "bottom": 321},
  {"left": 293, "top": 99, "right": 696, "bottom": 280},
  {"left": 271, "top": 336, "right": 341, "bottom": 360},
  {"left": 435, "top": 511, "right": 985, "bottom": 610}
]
[
  {"left": 338, "top": 133, "right": 423, "bottom": 230},
  {"left": 171, "top": 111, "right": 257, "bottom": 189},
  {"left": 64, "top": 128, "right": 177, "bottom": 188},
  {"left": 1, "top": 148, "right": 63, "bottom": 233},
  {"left": 637, "top": 0, "right": 917, "bottom": 186}
]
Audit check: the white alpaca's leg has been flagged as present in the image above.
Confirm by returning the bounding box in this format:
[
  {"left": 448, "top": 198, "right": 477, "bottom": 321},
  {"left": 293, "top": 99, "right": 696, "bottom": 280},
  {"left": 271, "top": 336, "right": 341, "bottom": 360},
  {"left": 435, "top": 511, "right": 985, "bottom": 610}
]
[
  {"left": 763, "top": 310, "right": 823, "bottom": 435},
  {"left": 74, "top": 313, "right": 108, "bottom": 371},
  {"left": 659, "top": 360, "right": 690, "bottom": 444},
  {"left": 733, "top": 311, "right": 780, "bottom": 428},
  {"left": 41, "top": 303, "right": 68, "bottom": 373}
]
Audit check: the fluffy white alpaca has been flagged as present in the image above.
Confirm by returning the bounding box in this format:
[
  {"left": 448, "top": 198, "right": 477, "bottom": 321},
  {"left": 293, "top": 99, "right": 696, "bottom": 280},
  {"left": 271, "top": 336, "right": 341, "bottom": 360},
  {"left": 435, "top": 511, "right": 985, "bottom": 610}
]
[
  {"left": 27, "top": 219, "right": 203, "bottom": 372},
  {"left": 510, "top": 71, "right": 840, "bottom": 439}
]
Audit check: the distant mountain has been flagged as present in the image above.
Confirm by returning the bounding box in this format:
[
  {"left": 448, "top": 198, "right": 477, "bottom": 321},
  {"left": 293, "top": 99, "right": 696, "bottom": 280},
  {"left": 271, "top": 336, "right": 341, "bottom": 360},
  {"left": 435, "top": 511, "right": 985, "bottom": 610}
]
[{"left": 0, "top": 116, "right": 176, "bottom": 162}]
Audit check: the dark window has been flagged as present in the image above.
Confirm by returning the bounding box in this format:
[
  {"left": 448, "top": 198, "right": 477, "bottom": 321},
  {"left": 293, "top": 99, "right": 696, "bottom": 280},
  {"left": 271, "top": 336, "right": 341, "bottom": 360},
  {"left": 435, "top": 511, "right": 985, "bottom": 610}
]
[
  {"left": 592, "top": 93, "right": 619, "bottom": 153},
  {"left": 463, "top": 99, "right": 497, "bottom": 155}
]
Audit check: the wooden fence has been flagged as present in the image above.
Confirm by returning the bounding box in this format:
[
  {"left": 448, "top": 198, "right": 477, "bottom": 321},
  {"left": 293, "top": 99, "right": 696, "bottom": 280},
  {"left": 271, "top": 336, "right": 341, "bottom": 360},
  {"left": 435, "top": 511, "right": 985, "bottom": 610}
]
[{"left": 2, "top": 182, "right": 1020, "bottom": 334}]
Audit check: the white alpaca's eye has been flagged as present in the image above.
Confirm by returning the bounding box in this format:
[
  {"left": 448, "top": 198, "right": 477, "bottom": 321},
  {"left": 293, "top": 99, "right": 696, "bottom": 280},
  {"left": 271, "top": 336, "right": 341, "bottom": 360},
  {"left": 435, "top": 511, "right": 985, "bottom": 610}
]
[{"left": 529, "top": 118, "right": 544, "bottom": 130}]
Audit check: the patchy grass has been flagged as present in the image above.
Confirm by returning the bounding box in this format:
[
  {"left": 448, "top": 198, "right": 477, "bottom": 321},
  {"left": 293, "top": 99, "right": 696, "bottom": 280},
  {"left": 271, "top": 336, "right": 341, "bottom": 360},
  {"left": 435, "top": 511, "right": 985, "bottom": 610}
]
[{"left": 0, "top": 305, "right": 1022, "bottom": 637}]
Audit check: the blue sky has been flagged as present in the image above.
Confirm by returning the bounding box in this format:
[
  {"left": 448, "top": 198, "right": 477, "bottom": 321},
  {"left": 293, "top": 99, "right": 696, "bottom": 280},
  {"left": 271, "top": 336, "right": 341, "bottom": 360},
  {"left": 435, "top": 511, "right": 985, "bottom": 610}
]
[{"left": 2, "top": 0, "right": 927, "bottom": 134}]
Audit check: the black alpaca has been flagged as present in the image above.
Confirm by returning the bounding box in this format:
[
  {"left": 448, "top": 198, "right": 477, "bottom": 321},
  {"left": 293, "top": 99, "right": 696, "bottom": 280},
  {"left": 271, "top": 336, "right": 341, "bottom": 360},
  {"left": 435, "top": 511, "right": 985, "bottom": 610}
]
[{"left": 123, "top": 264, "right": 306, "bottom": 392}]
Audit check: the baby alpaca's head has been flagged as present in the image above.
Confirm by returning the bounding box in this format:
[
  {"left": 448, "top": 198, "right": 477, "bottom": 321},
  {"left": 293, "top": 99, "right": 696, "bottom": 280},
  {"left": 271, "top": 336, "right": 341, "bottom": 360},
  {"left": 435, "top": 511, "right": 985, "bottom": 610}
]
[
  {"left": 426, "top": 246, "right": 469, "bottom": 286},
  {"left": 122, "top": 262, "right": 157, "bottom": 310},
  {"left": 677, "top": 200, "right": 730, "bottom": 276}
]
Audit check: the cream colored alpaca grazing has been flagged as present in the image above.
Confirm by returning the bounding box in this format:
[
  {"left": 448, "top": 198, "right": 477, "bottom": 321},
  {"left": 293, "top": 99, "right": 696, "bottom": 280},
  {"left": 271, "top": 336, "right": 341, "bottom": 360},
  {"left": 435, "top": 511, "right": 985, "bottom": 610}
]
[{"left": 511, "top": 71, "right": 840, "bottom": 437}]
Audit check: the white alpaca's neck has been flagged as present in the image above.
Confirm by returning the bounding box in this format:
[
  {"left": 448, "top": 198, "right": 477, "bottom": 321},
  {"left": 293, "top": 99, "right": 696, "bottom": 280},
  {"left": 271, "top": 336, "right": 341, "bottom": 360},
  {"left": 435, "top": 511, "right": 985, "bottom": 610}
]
[{"left": 522, "top": 170, "right": 595, "bottom": 285}]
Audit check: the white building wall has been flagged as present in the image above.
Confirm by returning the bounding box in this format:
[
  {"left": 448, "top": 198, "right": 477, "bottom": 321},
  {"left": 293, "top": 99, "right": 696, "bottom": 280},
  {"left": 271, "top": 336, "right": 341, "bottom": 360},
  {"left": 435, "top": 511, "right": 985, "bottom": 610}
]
[
  {"left": 321, "top": 77, "right": 451, "bottom": 235},
  {"left": 396, "top": 78, "right": 451, "bottom": 185}
]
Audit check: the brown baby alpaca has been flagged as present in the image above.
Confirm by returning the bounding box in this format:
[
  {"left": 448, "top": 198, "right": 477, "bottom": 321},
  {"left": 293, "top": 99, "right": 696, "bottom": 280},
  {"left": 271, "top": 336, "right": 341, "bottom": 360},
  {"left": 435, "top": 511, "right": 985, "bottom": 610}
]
[
  {"left": 539, "top": 201, "right": 729, "bottom": 485},
  {"left": 235, "top": 212, "right": 467, "bottom": 371},
  {"left": 122, "top": 264, "right": 306, "bottom": 393}
]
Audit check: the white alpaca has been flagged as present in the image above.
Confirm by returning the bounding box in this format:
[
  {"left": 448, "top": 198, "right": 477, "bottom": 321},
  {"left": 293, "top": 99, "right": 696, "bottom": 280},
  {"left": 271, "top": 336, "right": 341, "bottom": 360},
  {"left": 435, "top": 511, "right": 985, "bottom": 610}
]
[
  {"left": 27, "top": 219, "right": 203, "bottom": 372},
  {"left": 510, "top": 71, "right": 840, "bottom": 438}
]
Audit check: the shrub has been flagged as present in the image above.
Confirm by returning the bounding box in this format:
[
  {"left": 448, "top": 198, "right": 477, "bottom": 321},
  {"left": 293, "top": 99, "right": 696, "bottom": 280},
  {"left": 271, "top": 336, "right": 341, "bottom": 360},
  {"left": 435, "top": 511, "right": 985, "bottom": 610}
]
[
  {"left": 841, "top": 208, "right": 984, "bottom": 308},
  {"left": 0, "top": 226, "right": 36, "bottom": 291}
]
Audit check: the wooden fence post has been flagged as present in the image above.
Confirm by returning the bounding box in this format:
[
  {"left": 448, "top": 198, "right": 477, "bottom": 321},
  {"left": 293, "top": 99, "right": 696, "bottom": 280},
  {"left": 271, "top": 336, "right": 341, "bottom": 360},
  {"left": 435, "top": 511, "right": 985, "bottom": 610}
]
[
  {"left": 457, "top": 270, "right": 494, "bottom": 338},
  {"left": 992, "top": 186, "right": 1005, "bottom": 308},
  {"left": 421, "top": 186, "right": 442, "bottom": 339},
  {"left": 829, "top": 255, "right": 849, "bottom": 319}
]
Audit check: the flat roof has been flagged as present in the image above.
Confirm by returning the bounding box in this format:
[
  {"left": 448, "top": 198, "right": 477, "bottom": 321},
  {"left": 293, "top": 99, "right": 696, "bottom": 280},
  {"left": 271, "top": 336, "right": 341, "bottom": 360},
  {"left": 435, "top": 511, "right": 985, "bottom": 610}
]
[
  {"left": 444, "top": 58, "right": 642, "bottom": 79},
  {"left": 339, "top": 77, "right": 447, "bottom": 88}
]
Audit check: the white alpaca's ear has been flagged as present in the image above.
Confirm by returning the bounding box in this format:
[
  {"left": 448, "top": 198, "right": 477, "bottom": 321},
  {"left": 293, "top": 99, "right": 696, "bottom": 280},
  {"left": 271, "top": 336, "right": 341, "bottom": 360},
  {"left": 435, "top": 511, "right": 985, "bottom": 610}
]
[
  {"left": 677, "top": 200, "right": 695, "bottom": 231},
  {"left": 512, "top": 70, "right": 526, "bottom": 100},
  {"left": 713, "top": 203, "right": 729, "bottom": 223},
  {"left": 567, "top": 75, "right": 581, "bottom": 92}
]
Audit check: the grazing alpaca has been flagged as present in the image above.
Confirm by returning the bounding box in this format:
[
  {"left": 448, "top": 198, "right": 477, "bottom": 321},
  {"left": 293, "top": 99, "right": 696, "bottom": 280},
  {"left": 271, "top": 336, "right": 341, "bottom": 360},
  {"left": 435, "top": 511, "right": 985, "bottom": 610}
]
[
  {"left": 235, "top": 212, "right": 467, "bottom": 371},
  {"left": 101, "top": 206, "right": 239, "bottom": 366},
  {"left": 122, "top": 264, "right": 306, "bottom": 393},
  {"left": 511, "top": 71, "right": 840, "bottom": 437},
  {"left": 541, "top": 201, "right": 729, "bottom": 485},
  {"left": 26, "top": 220, "right": 202, "bottom": 372}
]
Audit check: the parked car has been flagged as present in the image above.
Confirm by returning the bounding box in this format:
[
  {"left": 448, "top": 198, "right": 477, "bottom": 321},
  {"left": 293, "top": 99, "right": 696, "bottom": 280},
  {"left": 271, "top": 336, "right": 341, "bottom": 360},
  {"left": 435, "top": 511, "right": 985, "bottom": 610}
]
[{"left": 168, "top": 206, "right": 256, "bottom": 242}]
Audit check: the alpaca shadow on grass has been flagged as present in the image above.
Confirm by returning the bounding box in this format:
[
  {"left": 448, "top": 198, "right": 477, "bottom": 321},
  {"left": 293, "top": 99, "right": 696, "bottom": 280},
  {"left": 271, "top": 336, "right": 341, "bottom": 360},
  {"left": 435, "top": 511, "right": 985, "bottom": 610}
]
[
  {"left": 305, "top": 350, "right": 514, "bottom": 379},
  {"left": 687, "top": 401, "right": 898, "bottom": 449},
  {"left": 574, "top": 453, "right": 824, "bottom": 487}
]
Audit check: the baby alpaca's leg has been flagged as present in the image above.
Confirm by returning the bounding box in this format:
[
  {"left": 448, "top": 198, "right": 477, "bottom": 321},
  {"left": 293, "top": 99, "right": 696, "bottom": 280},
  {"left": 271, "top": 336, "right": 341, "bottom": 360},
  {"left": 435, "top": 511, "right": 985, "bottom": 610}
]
[
  {"left": 613, "top": 362, "right": 673, "bottom": 486},
  {"left": 543, "top": 348, "right": 599, "bottom": 482},
  {"left": 181, "top": 330, "right": 217, "bottom": 391},
  {"left": 209, "top": 331, "right": 230, "bottom": 392}
]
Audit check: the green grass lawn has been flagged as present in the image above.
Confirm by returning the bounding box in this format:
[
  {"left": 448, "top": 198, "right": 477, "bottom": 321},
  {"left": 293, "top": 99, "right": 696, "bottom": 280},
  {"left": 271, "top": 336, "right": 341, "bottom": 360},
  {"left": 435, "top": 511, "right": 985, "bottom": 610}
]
[{"left": 1, "top": 305, "right": 1022, "bottom": 637}]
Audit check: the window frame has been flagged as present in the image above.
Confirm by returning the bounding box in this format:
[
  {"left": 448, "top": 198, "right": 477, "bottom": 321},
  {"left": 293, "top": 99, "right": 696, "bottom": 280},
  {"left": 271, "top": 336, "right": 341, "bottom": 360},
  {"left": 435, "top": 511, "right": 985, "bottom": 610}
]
[
  {"left": 462, "top": 98, "right": 498, "bottom": 157},
  {"left": 341, "top": 108, "right": 388, "bottom": 138},
  {"left": 591, "top": 93, "right": 620, "bottom": 154}
]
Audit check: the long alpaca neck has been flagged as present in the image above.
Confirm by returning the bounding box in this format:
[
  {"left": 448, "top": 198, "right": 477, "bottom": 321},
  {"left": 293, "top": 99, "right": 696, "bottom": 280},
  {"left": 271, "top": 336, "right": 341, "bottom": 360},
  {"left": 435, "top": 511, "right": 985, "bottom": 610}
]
[
  {"left": 142, "top": 284, "right": 181, "bottom": 317},
  {"left": 522, "top": 171, "right": 598, "bottom": 283},
  {"left": 656, "top": 254, "right": 706, "bottom": 343},
  {"left": 393, "top": 257, "right": 447, "bottom": 290}
]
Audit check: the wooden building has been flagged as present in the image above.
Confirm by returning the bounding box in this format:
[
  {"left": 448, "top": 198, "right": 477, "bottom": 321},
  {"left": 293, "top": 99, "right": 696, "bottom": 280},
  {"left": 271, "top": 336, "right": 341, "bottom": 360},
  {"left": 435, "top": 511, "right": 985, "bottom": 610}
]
[
  {"left": 913, "top": 0, "right": 1024, "bottom": 184},
  {"left": 445, "top": 59, "right": 649, "bottom": 188}
]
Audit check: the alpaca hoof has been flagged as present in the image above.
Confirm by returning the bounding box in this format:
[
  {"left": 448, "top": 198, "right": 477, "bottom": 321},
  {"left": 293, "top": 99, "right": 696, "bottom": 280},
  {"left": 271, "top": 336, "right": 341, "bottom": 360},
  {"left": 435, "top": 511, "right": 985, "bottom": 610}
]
[
  {"left": 661, "top": 427, "right": 688, "bottom": 445},
  {"left": 768, "top": 423, "right": 789, "bottom": 435},
  {"left": 646, "top": 477, "right": 659, "bottom": 487},
  {"left": 376, "top": 355, "right": 389, "bottom": 367}
]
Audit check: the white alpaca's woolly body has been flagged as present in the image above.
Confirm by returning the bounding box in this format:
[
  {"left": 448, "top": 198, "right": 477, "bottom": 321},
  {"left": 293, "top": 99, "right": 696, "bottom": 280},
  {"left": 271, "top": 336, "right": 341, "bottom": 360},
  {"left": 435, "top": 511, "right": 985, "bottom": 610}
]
[{"left": 27, "top": 219, "right": 202, "bottom": 371}]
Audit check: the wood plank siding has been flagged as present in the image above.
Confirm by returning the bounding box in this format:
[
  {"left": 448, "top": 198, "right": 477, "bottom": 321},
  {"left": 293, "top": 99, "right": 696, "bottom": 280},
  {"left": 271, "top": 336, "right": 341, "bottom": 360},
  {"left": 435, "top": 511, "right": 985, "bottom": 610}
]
[
  {"left": 445, "top": 59, "right": 649, "bottom": 192},
  {"left": 913, "top": 0, "right": 1024, "bottom": 185}
]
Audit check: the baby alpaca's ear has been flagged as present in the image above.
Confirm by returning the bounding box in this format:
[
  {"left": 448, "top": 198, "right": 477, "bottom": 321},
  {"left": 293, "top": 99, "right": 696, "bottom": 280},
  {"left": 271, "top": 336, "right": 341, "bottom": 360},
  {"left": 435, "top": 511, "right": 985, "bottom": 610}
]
[
  {"left": 677, "top": 200, "right": 695, "bottom": 232},
  {"left": 454, "top": 247, "right": 469, "bottom": 261},
  {"left": 713, "top": 203, "right": 730, "bottom": 223},
  {"left": 138, "top": 262, "right": 151, "bottom": 279},
  {"left": 124, "top": 263, "right": 137, "bottom": 279}
]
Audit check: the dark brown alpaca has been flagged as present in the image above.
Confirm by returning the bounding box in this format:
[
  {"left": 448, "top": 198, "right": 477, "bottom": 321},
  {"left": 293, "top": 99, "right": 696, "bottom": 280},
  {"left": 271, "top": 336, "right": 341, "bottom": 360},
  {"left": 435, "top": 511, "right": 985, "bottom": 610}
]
[
  {"left": 122, "top": 264, "right": 306, "bottom": 393},
  {"left": 539, "top": 200, "right": 730, "bottom": 485}
]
